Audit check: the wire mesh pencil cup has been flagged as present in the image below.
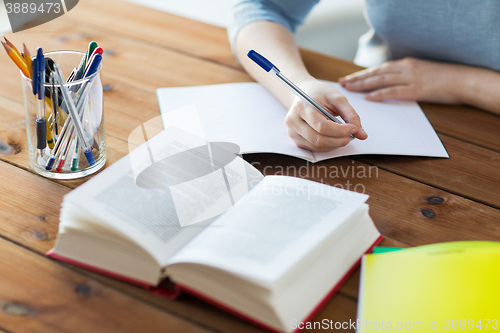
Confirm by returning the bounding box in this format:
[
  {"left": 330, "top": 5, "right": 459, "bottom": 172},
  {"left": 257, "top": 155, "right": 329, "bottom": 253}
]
[{"left": 21, "top": 50, "right": 106, "bottom": 179}]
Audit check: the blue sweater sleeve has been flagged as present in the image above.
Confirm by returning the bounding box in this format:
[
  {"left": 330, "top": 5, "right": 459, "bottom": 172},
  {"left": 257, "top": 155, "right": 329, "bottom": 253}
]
[{"left": 228, "top": 0, "right": 320, "bottom": 51}]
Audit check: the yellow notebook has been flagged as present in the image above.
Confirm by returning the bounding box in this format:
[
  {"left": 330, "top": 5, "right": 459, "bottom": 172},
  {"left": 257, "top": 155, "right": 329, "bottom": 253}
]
[{"left": 358, "top": 241, "right": 500, "bottom": 332}]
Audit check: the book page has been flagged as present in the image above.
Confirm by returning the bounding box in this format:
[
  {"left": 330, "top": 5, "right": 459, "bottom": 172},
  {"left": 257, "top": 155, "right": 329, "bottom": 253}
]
[
  {"left": 167, "top": 175, "right": 368, "bottom": 284},
  {"left": 63, "top": 129, "right": 264, "bottom": 266},
  {"left": 157, "top": 82, "right": 448, "bottom": 163},
  {"left": 158, "top": 83, "right": 314, "bottom": 161}
]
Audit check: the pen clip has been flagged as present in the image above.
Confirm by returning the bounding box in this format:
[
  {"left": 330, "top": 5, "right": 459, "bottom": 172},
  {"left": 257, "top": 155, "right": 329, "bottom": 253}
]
[
  {"left": 32, "top": 57, "right": 38, "bottom": 95},
  {"left": 36, "top": 48, "right": 45, "bottom": 99}
]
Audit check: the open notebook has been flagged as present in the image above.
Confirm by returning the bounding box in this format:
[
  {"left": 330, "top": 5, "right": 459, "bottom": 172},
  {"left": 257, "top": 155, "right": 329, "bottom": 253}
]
[{"left": 157, "top": 82, "right": 448, "bottom": 162}]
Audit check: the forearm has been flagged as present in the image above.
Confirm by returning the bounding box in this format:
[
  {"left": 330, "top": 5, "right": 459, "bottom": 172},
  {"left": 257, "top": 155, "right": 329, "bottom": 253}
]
[
  {"left": 235, "top": 21, "right": 312, "bottom": 109},
  {"left": 454, "top": 66, "right": 500, "bottom": 115},
  {"left": 233, "top": 20, "right": 367, "bottom": 150}
]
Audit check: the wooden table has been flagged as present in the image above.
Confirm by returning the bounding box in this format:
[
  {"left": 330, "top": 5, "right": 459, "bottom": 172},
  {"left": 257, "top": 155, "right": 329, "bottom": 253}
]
[{"left": 0, "top": 0, "right": 499, "bottom": 332}]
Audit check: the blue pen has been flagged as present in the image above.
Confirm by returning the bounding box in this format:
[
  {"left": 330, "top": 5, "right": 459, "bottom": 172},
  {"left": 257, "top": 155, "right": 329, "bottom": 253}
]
[
  {"left": 35, "top": 47, "right": 47, "bottom": 157},
  {"left": 76, "top": 53, "right": 101, "bottom": 100},
  {"left": 247, "top": 50, "right": 346, "bottom": 126}
]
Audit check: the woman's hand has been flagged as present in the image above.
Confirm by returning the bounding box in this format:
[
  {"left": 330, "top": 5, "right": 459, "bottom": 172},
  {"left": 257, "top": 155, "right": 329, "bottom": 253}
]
[
  {"left": 339, "top": 57, "right": 463, "bottom": 104},
  {"left": 285, "top": 79, "right": 368, "bottom": 152}
]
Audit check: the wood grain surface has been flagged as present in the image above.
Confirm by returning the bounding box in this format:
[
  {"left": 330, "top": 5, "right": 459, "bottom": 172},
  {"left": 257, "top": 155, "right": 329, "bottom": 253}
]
[{"left": 0, "top": 0, "right": 498, "bottom": 332}]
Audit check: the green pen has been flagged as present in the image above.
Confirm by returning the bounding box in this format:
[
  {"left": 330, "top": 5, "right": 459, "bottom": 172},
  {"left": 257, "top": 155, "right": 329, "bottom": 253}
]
[
  {"left": 83, "top": 41, "right": 98, "bottom": 68},
  {"left": 71, "top": 138, "right": 79, "bottom": 172},
  {"left": 74, "top": 41, "right": 98, "bottom": 82}
]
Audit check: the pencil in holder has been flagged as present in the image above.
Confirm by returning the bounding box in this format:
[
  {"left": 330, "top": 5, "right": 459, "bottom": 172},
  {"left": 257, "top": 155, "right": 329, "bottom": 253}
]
[{"left": 21, "top": 50, "right": 106, "bottom": 179}]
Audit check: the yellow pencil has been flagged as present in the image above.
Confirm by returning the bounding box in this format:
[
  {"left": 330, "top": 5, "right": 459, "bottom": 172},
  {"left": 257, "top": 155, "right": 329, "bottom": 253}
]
[
  {"left": 22, "top": 43, "right": 32, "bottom": 78},
  {"left": 3, "top": 37, "right": 22, "bottom": 60},
  {"left": 2, "top": 41, "right": 30, "bottom": 78},
  {"left": 4, "top": 40, "right": 55, "bottom": 149}
]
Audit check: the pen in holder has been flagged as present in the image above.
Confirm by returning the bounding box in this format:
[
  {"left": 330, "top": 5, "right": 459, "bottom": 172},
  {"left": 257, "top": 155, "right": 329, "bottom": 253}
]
[{"left": 21, "top": 50, "right": 106, "bottom": 179}]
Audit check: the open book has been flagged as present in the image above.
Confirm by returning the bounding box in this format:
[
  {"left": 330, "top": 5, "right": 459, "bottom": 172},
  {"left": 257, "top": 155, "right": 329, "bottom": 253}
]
[
  {"left": 48, "top": 128, "right": 382, "bottom": 333},
  {"left": 157, "top": 82, "right": 449, "bottom": 163}
]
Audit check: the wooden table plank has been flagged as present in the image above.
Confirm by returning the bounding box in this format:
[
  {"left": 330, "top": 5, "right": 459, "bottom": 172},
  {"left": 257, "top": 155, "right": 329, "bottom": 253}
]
[
  {"left": 304, "top": 294, "right": 358, "bottom": 333},
  {"left": 62, "top": 0, "right": 240, "bottom": 69},
  {"left": 0, "top": 237, "right": 211, "bottom": 333},
  {"left": 77, "top": 272, "right": 268, "bottom": 333},
  {"left": 0, "top": 156, "right": 91, "bottom": 254},
  {"left": 421, "top": 103, "right": 500, "bottom": 153},
  {"left": 359, "top": 134, "right": 500, "bottom": 209},
  {"left": 0, "top": 96, "right": 27, "bottom": 168}
]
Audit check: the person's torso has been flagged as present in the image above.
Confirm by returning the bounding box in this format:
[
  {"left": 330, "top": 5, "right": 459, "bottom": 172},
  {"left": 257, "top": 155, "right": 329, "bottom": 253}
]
[{"left": 364, "top": 0, "right": 500, "bottom": 70}]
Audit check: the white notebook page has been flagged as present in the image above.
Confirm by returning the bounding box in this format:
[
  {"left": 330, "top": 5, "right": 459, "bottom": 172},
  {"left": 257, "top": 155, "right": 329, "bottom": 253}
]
[{"left": 158, "top": 82, "right": 448, "bottom": 162}]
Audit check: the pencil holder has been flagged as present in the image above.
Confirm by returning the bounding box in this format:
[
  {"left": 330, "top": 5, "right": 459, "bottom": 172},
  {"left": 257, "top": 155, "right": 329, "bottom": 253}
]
[{"left": 21, "top": 50, "right": 106, "bottom": 179}]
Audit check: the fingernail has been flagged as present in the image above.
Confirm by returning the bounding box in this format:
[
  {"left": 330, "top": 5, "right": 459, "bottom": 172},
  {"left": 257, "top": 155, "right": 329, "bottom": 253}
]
[{"left": 351, "top": 127, "right": 358, "bottom": 135}]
